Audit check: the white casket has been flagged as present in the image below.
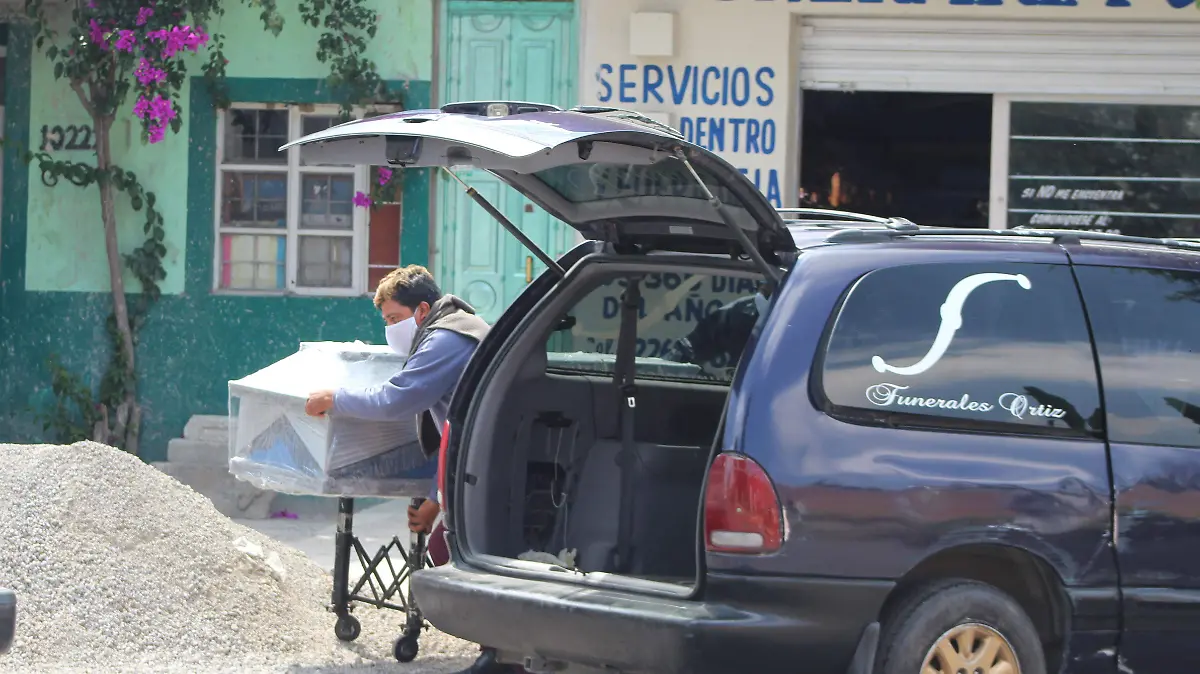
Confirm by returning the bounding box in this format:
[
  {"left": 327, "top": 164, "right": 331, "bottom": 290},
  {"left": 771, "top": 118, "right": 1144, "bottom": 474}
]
[{"left": 227, "top": 341, "right": 435, "bottom": 498}]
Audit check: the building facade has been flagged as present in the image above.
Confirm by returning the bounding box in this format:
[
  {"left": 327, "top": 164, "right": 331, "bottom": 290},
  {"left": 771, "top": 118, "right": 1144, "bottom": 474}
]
[
  {"left": 0, "top": 2, "right": 435, "bottom": 460},
  {"left": 580, "top": 0, "right": 1200, "bottom": 235}
]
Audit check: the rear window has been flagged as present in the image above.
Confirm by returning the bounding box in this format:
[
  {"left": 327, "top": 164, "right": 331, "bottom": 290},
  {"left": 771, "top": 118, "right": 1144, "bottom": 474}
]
[
  {"left": 533, "top": 158, "right": 741, "bottom": 206},
  {"left": 819, "top": 262, "right": 1101, "bottom": 435},
  {"left": 545, "top": 271, "right": 766, "bottom": 384},
  {"left": 1075, "top": 265, "right": 1200, "bottom": 449}
]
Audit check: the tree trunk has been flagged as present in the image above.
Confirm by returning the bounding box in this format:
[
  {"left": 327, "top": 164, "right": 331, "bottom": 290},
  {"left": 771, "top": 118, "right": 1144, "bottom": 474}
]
[{"left": 92, "top": 115, "right": 140, "bottom": 455}]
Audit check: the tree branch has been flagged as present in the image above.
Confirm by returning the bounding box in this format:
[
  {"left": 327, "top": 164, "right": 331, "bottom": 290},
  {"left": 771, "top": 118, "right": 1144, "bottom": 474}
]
[{"left": 69, "top": 79, "right": 96, "bottom": 119}]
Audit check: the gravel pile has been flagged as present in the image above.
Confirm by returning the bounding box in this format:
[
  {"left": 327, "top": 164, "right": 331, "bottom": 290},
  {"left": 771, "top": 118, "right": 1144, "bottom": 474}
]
[{"left": 0, "top": 442, "right": 478, "bottom": 673}]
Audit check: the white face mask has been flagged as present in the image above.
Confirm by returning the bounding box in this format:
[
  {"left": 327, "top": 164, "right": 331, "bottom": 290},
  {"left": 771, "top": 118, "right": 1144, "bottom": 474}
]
[{"left": 385, "top": 316, "right": 418, "bottom": 355}]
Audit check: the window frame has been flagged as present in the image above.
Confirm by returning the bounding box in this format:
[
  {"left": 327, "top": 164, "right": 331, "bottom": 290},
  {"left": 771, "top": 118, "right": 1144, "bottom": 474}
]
[
  {"left": 213, "top": 103, "right": 377, "bottom": 297},
  {"left": 810, "top": 262, "right": 1103, "bottom": 441},
  {"left": 989, "top": 94, "right": 1200, "bottom": 232}
]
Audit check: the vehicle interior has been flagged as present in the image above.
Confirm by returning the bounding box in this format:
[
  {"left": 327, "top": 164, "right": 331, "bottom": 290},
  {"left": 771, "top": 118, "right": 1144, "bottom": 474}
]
[{"left": 459, "top": 259, "right": 767, "bottom": 591}]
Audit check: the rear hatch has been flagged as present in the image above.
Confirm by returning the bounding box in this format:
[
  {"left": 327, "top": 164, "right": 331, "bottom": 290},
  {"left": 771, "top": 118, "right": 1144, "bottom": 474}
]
[{"left": 280, "top": 104, "right": 796, "bottom": 267}]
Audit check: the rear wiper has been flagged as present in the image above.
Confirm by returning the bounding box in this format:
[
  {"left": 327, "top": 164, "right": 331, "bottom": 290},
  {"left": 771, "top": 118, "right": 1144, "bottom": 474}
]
[
  {"left": 673, "top": 148, "right": 783, "bottom": 284},
  {"left": 441, "top": 167, "right": 566, "bottom": 278}
]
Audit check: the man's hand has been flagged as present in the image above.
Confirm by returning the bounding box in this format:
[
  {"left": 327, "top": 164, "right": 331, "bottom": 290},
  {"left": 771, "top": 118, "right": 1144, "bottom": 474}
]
[
  {"left": 407, "top": 499, "right": 441, "bottom": 534},
  {"left": 305, "top": 390, "right": 336, "bottom": 417}
]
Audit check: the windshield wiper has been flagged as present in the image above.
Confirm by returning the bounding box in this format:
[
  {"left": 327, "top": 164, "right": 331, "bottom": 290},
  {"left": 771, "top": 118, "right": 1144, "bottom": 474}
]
[
  {"left": 673, "top": 148, "right": 783, "bottom": 284},
  {"left": 441, "top": 167, "right": 566, "bottom": 278}
]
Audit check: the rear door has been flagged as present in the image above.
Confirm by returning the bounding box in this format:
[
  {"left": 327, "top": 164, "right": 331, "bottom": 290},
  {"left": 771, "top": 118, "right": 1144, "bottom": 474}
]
[
  {"left": 439, "top": 2, "right": 577, "bottom": 322},
  {"left": 281, "top": 108, "right": 797, "bottom": 263},
  {"left": 1070, "top": 251, "right": 1200, "bottom": 673}
]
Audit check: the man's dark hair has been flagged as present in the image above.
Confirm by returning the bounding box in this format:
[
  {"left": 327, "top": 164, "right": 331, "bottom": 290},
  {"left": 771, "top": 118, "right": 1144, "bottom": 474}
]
[{"left": 373, "top": 264, "right": 442, "bottom": 310}]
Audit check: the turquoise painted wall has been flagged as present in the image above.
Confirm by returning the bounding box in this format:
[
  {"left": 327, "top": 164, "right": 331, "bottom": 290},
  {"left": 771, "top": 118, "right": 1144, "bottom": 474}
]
[{"left": 1, "top": 2, "right": 435, "bottom": 461}]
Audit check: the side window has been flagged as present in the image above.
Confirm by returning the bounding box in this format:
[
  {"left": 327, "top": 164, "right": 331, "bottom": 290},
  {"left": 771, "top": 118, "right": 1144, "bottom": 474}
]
[
  {"left": 1075, "top": 265, "right": 1200, "bottom": 448},
  {"left": 820, "top": 262, "right": 1101, "bottom": 435},
  {"left": 546, "top": 271, "right": 767, "bottom": 384}
]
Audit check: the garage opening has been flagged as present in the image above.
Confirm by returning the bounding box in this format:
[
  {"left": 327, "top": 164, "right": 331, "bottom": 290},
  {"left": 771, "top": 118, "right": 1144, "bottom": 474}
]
[{"left": 799, "top": 91, "right": 992, "bottom": 228}]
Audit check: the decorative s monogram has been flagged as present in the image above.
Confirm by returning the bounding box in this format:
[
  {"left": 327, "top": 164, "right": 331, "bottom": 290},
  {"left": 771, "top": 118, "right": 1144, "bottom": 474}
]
[{"left": 872, "top": 272, "right": 1032, "bottom": 377}]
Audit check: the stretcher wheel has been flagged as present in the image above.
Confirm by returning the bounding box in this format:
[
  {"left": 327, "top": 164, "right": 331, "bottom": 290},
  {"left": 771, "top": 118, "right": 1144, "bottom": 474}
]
[
  {"left": 334, "top": 615, "right": 361, "bottom": 642},
  {"left": 394, "top": 632, "right": 420, "bottom": 662}
]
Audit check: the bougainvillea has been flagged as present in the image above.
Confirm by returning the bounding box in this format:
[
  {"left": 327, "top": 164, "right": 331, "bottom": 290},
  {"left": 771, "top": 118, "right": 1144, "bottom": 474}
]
[
  {"left": 70, "top": 6, "right": 209, "bottom": 144},
  {"left": 23, "top": 0, "right": 265, "bottom": 454},
  {"left": 22, "top": 0, "right": 400, "bottom": 453}
]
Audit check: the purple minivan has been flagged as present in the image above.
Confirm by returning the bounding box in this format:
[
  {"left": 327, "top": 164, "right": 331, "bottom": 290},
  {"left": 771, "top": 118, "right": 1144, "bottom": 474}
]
[{"left": 287, "top": 102, "right": 1200, "bottom": 674}]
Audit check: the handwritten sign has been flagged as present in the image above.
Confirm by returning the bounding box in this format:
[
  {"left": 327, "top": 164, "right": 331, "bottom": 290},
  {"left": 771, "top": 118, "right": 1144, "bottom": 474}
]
[
  {"left": 564, "top": 272, "right": 759, "bottom": 367},
  {"left": 595, "top": 64, "right": 784, "bottom": 207}
]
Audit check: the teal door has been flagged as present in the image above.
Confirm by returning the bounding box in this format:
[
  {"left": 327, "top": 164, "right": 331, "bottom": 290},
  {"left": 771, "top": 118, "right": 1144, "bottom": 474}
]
[{"left": 437, "top": 1, "right": 577, "bottom": 323}]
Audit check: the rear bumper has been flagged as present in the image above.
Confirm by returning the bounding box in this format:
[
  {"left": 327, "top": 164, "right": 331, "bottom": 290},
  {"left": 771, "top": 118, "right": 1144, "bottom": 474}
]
[
  {"left": 413, "top": 565, "right": 892, "bottom": 674},
  {"left": 0, "top": 589, "right": 15, "bottom": 655}
]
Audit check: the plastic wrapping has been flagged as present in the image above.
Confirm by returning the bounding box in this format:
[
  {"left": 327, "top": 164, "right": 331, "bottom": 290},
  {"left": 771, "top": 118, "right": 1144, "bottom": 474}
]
[{"left": 228, "top": 341, "right": 435, "bottom": 497}]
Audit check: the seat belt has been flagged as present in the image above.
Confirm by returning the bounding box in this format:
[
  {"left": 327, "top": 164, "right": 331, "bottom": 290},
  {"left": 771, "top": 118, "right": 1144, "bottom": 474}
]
[{"left": 612, "top": 278, "right": 641, "bottom": 574}]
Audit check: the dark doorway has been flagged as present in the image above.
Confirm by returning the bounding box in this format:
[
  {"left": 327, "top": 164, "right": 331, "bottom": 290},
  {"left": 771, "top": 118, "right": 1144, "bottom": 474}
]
[{"left": 800, "top": 91, "right": 992, "bottom": 228}]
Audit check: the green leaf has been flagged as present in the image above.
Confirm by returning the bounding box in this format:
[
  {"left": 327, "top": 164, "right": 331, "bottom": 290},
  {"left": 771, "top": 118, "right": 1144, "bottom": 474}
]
[{"left": 53, "top": 61, "right": 63, "bottom": 80}]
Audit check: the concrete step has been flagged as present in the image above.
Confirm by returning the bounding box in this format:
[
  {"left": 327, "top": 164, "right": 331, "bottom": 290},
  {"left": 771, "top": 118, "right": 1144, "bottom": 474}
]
[
  {"left": 183, "top": 415, "right": 230, "bottom": 444},
  {"left": 167, "top": 438, "right": 229, "bottom": 467},
  {"left": 154, "top": 461, "right": 276, "bottom": 520}
]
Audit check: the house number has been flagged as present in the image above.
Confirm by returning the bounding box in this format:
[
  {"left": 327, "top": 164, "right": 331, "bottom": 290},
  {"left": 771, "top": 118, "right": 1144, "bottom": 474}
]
[{"left": 40, "top": 124, "right": 95, "bottom": 151}]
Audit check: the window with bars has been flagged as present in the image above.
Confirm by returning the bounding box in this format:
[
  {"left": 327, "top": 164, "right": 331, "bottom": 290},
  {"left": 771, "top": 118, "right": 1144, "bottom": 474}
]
[{"left": 215, "top": 104, "right": 403, "bottom": 295}]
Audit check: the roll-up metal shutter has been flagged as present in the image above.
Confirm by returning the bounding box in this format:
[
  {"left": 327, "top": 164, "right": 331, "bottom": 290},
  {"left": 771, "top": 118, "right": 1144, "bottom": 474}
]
[{"left": 798, "top": 18, "right": 1200, "bottom": 96}]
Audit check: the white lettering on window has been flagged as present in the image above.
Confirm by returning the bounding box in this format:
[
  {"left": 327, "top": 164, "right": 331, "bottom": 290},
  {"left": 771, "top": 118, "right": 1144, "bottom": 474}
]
[
  {"left": 864, "top": 384, "right": 1067, "bottom": 420},
  {"left": 871, "top": 272, "right": 1032, "bottom": 377}
]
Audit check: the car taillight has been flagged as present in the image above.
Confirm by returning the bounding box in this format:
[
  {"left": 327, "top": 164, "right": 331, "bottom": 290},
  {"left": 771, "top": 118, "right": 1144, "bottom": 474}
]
[
  {"left": 703, "top": 452, "right": 783, "bottom": 554},
  {"left": 436, "top": 420, "right": 451, "bottom": 506}
]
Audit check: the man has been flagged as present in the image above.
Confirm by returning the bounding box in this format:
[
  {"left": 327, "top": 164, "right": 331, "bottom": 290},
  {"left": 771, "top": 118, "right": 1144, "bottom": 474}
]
[
  {"left": 665, "top": 281, "right": 774, "bottom": 372},
  {"left": 304, "top": 265, "right": 514, "bottom": 674}
]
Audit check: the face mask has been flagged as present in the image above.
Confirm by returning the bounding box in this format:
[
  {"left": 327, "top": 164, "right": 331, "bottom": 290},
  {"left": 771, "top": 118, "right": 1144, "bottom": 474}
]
[{"left": 385, "top": 316, "right": 418, "bottom": 355}]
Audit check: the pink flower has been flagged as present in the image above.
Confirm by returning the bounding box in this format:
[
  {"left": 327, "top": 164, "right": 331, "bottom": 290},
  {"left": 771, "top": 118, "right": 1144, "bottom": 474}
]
[
  {"left": 147, "top": 123, "right": 167, "bottom": 144},
  {"left": 115, "top": 29, "right": 136, "bottom": 52},
  {"left": 377, "top": 167, "right": 393, "bottom": 186},
  {"left": 149, "top": 96, "right": 176, "bottom": 124},
  {"left": 136, "top": 7, "right": 154, "bottom": 26},
  {"left": 135, "top": 58, "right": 167, "bottom": 86},
  {"left": 133, "top": 96, "right": 151, "bottom": 120},
  {"left": 352, "top": 191, "right": 373, "bottom": 209},
  {"left": 88, "top": 19, "right": 106, "bottom": 47},
  {"left": 148, "top": 25, "right": 210, "bottom": 58}
]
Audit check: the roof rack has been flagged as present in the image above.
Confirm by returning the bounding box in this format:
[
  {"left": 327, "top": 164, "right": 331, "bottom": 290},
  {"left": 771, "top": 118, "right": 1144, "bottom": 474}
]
[
  {"left": 822, "top": 223, "right": 1200, "bottom": 252},
  {"left": 777, "top": 207, "right": 919, "bottom": 232}
]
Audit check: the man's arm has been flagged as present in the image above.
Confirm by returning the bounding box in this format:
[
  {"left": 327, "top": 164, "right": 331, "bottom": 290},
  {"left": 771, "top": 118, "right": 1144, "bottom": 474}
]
[{"left": 331, "top": 330, "right": 475, "bottom": 421}]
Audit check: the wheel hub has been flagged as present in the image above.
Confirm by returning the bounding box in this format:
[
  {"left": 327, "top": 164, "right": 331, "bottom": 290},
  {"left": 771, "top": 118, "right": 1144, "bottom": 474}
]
[{"left": 920, "top": 622, "right": 1020, "bottom": 674}]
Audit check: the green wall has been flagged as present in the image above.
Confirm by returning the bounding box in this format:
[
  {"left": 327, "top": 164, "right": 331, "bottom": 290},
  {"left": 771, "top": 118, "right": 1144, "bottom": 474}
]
[{"left": 1, "top": 3, "right": 435, "bottom": 461}]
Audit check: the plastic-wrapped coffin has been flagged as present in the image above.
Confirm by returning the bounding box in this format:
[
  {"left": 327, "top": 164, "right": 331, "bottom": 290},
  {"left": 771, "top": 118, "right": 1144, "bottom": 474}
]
[{"left": 227, "top": 342, "right": 435, "bottom": 498}]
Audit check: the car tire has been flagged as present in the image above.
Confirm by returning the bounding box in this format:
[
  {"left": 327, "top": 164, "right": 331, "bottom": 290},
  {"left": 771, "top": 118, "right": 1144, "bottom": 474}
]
[{"left": 875, "top": 579, "right": 1046, "bottom": 674}]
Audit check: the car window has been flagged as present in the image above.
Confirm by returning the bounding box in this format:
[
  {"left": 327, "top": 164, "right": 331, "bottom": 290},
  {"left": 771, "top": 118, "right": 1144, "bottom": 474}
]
[
  {"left": 1075, "top": 265, "right": 1200, "bottom": 448},
  {"left": 533, "top": 159, "right": 741, "bottom": 206},
  {"left": 545, "top": 271, "right": 766, "bottom": 384},
  {"left": 820, "top": 262, "right": 1101, "bottom": 436}
]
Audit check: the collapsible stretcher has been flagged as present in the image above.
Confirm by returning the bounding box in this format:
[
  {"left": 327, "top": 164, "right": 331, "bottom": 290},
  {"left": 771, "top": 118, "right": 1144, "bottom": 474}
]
[
  {"left": 330, "top": 495, "right": 432, "bottom": 662},
  {"left": 226, "top": 342, "right": 439, "bottom": 663}
]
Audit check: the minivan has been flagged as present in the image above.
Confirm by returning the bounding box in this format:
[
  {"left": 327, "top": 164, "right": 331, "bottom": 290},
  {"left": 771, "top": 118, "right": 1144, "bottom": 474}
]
[{"left": 286, "top": 102, "right": 1200, "bottom": 674}]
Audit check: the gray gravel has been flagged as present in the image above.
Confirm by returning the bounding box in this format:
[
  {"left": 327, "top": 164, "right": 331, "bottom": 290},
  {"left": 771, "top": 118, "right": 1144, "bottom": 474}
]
[{"left": 0, "top": 442, "right": 478, "bottom": 673}]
